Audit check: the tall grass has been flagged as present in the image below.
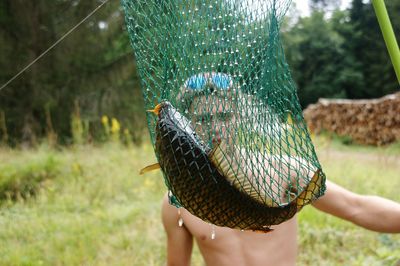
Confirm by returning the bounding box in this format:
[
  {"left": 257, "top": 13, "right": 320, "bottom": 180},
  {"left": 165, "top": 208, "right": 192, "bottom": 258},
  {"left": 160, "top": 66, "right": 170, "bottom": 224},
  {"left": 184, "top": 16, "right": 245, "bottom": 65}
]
[
  {"left": 0, "top": 148, "right": 60, "bottom": 202},
  {"left": 299, "top": 136, "right": 400, "bottom": 265},
  {"left": 0, "top": 138, "right": 399, "bottom": 265}
]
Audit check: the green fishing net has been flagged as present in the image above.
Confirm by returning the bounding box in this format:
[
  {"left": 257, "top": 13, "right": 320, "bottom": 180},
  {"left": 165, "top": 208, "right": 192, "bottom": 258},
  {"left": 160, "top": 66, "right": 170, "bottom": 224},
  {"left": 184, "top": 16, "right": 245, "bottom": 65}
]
[{"left": 122, "top": 0, "right": 326, "bottom": 231}]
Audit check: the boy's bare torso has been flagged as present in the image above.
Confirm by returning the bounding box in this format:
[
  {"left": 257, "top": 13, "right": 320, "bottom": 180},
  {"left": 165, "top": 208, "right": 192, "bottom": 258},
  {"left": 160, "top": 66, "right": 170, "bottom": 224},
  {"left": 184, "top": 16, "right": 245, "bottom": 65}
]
[
  {"left": 163, "top": 194, "right": 298, "bottom": 266},
  {"left": 162, "top": 91, "right": 314, "bottom": 265}
]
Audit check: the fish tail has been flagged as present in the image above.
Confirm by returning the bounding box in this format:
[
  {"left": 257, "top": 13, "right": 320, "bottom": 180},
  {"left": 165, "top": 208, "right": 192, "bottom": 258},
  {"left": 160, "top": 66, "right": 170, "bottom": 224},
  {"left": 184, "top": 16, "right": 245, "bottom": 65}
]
[{"left": 295, "top": 169, "right": 322, "bottom": 209}]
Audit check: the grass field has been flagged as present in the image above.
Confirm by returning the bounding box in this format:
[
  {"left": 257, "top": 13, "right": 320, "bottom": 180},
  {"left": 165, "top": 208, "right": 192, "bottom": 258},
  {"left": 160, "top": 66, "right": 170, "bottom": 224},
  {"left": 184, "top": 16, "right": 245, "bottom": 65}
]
[{"left": 0, "top": 137, "right": 399, "bottom": 265}]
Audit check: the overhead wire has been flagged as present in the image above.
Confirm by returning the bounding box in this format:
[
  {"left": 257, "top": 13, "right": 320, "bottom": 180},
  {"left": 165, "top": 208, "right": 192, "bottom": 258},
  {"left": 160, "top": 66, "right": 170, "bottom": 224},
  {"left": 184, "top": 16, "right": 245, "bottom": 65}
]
[{"left": 0, "top": 0, "right": 111, "bottom": 93}]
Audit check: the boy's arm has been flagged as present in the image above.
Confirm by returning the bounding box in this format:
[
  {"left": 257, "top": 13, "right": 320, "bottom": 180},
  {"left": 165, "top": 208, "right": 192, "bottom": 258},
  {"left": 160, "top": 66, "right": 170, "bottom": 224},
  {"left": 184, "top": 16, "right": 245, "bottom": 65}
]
[
  {"left": 312, "top": 180, "right": 400, "bottom": 233},
  {"left": 162, "top": 194, "right": 194, "bottom": 266}
]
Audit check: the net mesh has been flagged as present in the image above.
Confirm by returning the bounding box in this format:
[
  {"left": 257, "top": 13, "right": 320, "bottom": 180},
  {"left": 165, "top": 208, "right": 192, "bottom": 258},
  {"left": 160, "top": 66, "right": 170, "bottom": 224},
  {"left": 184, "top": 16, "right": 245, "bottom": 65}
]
[{"left": 122, "top": 0, "right": 326, "bottom": 231}]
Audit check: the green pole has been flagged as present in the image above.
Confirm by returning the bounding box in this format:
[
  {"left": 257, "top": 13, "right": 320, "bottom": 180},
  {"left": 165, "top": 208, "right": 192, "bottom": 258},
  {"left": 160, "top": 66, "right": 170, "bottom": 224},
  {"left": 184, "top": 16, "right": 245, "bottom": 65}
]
[{"left": 372, "top": 0, "right": 400, "bottom": 84}]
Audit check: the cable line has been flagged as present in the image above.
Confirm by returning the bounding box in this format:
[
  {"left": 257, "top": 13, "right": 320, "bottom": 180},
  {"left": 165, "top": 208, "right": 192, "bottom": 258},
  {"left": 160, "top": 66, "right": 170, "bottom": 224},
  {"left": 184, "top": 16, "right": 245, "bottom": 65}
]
[{"left": 0, "top": 0, "right": 111, "bottom": 93}]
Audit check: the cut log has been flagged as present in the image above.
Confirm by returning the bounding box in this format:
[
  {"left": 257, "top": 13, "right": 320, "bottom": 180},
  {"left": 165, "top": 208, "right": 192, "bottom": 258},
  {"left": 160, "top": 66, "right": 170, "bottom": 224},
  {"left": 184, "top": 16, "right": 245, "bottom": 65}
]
[{"left": 303, "top": 93, "right": 400, "bottom": 146}]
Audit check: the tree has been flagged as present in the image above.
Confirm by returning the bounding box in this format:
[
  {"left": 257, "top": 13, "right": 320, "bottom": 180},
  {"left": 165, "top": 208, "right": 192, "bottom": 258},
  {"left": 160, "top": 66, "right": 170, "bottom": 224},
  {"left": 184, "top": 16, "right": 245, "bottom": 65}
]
[
  {"left": 282, "top": 11, "right": 347, "bottom": 107},
  {"left": 282, "top": 0, "right": 399, "bottom": 108},
  {"left": 0, "top": 0, "right": 144, "bottom": 145},
  {"left": 344, "top": 0, "right": 398, "bottom": 98}
]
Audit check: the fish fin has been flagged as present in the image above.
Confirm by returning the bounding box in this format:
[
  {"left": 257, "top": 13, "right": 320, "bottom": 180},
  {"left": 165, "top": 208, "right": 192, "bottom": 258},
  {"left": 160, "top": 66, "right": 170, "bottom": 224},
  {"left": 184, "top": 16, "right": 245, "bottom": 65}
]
[
  {"left": 139, "top": 163, "right": 161, "bottom": 175},
  {"left": 295, "top": 169, "right": 322, "bottom": 209}
]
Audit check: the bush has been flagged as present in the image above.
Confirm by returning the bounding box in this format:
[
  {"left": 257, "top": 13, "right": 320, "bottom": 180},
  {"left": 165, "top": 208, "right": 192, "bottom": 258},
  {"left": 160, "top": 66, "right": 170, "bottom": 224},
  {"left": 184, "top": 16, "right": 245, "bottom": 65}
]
[{"left": 0, "top": 154, "right": 61, "bottom": 202}]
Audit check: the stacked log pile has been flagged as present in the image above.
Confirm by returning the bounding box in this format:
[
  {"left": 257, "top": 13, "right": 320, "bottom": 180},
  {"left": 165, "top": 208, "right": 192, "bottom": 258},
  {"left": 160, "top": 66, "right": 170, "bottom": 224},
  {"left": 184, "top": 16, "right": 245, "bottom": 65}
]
[{"left": 303, "top": 92, "right": 400, "bottom": 146}]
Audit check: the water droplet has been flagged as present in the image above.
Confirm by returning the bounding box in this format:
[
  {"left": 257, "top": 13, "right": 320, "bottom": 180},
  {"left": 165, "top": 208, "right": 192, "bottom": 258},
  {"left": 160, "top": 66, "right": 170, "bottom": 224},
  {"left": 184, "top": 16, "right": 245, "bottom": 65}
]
[
  {"left": 211, "top": 224, "right": 216, "bottom": 240},
  {"left": 177, "top": 208, "right": 184, "bottom": 227}
]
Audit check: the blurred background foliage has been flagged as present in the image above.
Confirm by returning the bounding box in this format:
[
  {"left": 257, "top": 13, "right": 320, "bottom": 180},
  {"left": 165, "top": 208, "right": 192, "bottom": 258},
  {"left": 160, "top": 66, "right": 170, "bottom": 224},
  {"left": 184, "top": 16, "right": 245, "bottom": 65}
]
[
  {"left": 0, "top": 0, "right": 398, "bottom": 147},
  {"left": 0, "top": 2, "right": 399, "bottom": 264}
]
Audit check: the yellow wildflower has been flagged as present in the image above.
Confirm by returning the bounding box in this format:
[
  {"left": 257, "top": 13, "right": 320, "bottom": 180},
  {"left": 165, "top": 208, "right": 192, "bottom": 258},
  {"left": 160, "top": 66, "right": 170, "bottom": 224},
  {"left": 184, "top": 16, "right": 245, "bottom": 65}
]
[
  {"left": 111, "top": 118, "right": 121, "bottom": 134},
  {"left": 101, "top": 115, "right": 109, "bottom": 126}
]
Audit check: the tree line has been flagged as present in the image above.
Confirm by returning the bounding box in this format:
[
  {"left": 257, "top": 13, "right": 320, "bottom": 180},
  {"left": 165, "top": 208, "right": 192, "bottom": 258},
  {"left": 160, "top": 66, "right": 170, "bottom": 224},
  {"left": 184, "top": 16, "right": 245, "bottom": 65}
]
[
  {"left": 283, "top": 0, "right": 399, "bottom": 108},
  {"left": 0, "top": 0, "right": 398, "bottom": 146}
]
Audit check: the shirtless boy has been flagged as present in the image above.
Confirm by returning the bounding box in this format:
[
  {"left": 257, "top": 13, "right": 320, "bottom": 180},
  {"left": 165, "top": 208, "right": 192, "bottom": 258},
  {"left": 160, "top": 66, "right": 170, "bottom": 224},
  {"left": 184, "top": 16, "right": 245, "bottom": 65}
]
[{"left": 162, "top": 73, "right": 400, "bottom": 266}]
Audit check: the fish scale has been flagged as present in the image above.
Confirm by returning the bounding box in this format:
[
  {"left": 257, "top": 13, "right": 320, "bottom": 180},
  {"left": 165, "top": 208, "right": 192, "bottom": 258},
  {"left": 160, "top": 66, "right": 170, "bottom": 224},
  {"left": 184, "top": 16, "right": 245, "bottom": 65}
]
[
  {"left": 123, "top": 0, "right": 328, "bottom": 231},
  {"left": 155, "top": 102, "right": 303, "bottom": 232}
]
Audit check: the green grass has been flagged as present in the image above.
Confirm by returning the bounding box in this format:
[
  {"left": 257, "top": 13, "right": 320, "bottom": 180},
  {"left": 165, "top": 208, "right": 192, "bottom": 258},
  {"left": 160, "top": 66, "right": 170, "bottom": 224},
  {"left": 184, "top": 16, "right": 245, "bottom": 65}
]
[
  {"left": 0, "top": 138, "right": 399, "bottom": 265},
  {"left": 299, "top": 136, "right": 400, "bottom": 265},
  {"left": 0, "top": 150, "right": 60, "bottom": 202}
]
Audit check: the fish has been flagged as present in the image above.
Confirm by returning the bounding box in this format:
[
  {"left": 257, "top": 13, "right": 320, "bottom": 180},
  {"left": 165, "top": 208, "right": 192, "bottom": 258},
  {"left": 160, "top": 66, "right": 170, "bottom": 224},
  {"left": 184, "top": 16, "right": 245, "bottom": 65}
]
[
  {"left": 210, "top": 139, "right": 323, "bottom": 209},
  {"left": 145, "top": 101, "right": 324, "bottom": 232}
]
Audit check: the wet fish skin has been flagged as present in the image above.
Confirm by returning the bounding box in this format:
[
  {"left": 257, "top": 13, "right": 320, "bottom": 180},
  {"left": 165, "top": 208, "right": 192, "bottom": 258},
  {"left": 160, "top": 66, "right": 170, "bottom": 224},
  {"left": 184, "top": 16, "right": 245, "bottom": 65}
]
[{"left": 153, "top": 102, "right": 307, "bottom": 231}]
